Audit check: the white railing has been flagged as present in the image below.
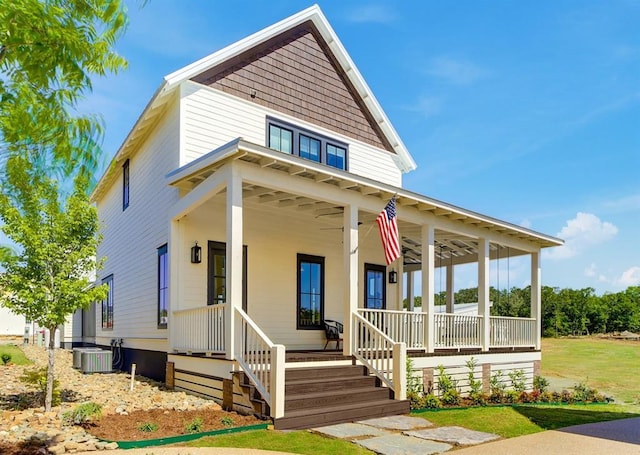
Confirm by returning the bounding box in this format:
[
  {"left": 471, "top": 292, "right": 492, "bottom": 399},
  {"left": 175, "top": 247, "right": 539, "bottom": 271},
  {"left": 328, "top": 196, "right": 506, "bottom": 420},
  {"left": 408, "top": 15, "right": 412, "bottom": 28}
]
[
  {"left": 235, "top": 307, "right": 285, "bottom": 419},
  {"left": 172, "top": 305, "right": 226, "bottom": 353},
  {"left": 358, "top": 309, "right": 425, "bottom": 349},
  {"left": 352, "top": 312, "right": 406, "bottom": 400},
  {"left": 434, "top": 313, "right": 482, "bottom": 348},
  {"left": 490, "top": 316, "right": 536, "bottom": 347}
]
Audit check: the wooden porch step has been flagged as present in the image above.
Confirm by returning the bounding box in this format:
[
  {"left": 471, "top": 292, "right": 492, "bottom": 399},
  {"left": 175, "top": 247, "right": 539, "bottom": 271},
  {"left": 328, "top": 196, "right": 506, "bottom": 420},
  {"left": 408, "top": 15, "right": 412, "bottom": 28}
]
[
  {"left": 285, "top": 364, "right": 367, "bottom": 381},
  {"left": 285, "top": 386, "right": 391, "bottom": 412},
  {"left": 274, "top": 398, "right": 410, "bottom": 430},
  {"left": 285, "top": 375, "right": 377, "bottom": 395}
]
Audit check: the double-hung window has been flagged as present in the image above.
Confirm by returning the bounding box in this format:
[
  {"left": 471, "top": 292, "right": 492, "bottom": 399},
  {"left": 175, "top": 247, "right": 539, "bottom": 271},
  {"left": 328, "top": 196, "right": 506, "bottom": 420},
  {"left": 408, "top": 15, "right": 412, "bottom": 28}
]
[
  {"left": 297, "top": 254, "right": 324, "bottom": 330},
  {"left": 102, "top": 275, "right": 114, "bottom": 329},
  {"left": 267, "top": 117, "right": 348, "bottom": 170},
  {"left": 157, "top": 245, "right": 168, "bottom": 328}
]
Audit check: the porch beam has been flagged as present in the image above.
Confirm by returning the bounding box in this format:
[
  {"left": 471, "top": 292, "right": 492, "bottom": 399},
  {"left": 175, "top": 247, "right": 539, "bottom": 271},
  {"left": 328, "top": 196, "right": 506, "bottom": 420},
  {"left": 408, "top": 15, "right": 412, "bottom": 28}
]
[
  {"left": 531, "top": 251, "right": 542, "bottom": 350},
  {"left": 421, "top": 224, "right": 435, "bottom": 353},
  {"left": 225, "top": 164, "right": 243, "bottom": 361},
  {"left": 478, "top": 238, "right": 491, "bottom": 351},
  {"left": 343, "top": 204, "right": 359, "bottom": 357},
  {"left": 169, "top": 165, "right": 229, "bottom": 220}
]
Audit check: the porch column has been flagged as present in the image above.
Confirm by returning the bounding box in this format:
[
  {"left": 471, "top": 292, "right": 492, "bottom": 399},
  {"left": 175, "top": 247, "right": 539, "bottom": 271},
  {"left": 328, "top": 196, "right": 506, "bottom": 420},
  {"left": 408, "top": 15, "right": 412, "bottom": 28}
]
[
  {"left": 343, "top": 204, "right": 359, "bottom": 356},
  {"left": 421, "top": 224, "right": 435, "bottom": 353},
  {"left": 407, "top": 271, "right": 414, "bottom": 311},
  {"left": 446, "top": 263, "right": 454, "bottom": 313},
  {"left": 531, "top": 251, "right": 542, "bottom": 350},
  {"left": 225, "top": 166, "right": 243, "bottom": 361},
  {"left": 393, "top": 260, "right": 404, "bottom": 311},
  {"left": 478, "top": 238, "right": 491, "bottom": 351},
  {"left": 168, "top": 219, "right": 182, "bottom": 352}
]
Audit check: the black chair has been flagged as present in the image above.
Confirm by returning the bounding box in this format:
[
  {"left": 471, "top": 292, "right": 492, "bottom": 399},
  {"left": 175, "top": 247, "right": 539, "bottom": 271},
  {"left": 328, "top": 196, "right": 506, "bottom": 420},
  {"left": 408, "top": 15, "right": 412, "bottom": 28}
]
[{"left": 323, "top": 319, "right": 344, "bottom": 350}]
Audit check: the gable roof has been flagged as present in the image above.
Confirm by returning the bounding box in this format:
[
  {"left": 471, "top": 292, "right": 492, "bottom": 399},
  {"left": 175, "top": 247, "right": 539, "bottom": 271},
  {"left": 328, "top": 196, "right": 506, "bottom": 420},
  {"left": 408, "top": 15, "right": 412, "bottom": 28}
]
[{"left": 92, "top": 5, "right": 416, "bottom": 202}]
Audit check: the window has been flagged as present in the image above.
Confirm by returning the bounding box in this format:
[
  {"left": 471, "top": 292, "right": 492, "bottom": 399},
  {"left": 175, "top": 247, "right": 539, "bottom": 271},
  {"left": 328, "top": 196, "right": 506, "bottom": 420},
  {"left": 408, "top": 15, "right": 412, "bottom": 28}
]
[
  {"left": 365, "top": 264, "right": 386, "bottom": 309},
  {"left": 102, "top": 275, "right": 114, "bottom": 329},
  {"left": 122, "top": 159, "right": 130, "bottom": 210},
  {"left": 297, "top": 254, "right": 324, "bottom": 329},
  {"left": 207, "top": 241, "right": 248, "bottom": 309},
  {"left": 158, "top": 245, "right": 168, "bottom": 328},
  {"left": 267, "top": 117, "right": 348, "bottom": 170},
  {"left": 269, "top": 124, "right": 293, "bottom": 154}
]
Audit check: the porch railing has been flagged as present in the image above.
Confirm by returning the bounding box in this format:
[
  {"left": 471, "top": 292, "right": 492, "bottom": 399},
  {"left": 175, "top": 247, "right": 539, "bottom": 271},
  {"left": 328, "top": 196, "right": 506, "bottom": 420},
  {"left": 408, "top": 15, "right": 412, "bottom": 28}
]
[
  {"left": 234, "top": 307, "right": 285, "bottom": 419},
  {"left": 172, "top": 305, "right": 226, "bottom": 353},
  {"left": 358, "top": 309, "right": 425, "bottom": 349},
  {"left": 434, "top": 313, "right": 482, "bottom": 348},
  {"left": 490, "top": 316, "right": 536, "bottom": 348},
  {"left": 352, "top": 312, "right": 406, "bottom": 400}
]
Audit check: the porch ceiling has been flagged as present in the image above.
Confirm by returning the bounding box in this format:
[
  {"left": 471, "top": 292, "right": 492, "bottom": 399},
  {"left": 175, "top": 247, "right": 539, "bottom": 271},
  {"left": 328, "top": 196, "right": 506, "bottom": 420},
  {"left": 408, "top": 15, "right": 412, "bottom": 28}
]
[{"left": 168, "top": 138, "right": 562, "bottom": 266}]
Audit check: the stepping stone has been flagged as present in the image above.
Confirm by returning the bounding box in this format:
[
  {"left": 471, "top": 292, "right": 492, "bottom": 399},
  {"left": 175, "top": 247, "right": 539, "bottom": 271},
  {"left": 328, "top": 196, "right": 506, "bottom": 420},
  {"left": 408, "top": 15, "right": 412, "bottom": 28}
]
[
  {"left": 356, "top": 434, "right": 452, "bottom": 455},
  {"left": 312, "top": 422, "right": 391, "bottom": 439},
  {"left": 406, "top": 426, "right": 500, "bottom": 445},
  {"left": 358, "top": 415, "right": 434, "bottom": 431}
]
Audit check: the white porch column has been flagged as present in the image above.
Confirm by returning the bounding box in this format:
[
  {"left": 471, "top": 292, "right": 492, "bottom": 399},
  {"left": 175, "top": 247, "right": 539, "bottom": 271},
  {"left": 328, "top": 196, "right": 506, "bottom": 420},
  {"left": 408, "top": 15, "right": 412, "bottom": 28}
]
[
  {"left": 343, "top": 204, "right": 359, "bottom": 356},
  {"left": 531, "top": 251, "right": 542, "bottom": 350},
  {"left": 478, "top": 238, "right": 491, "bottom": 351},
  {"left": 407, "top": 271, "right": 414, "bottom": 312},
  {"left": 168, "top": 219, "right": 182, "bottom": 352},
  {"left": 446, "top": 263, "right": 454, "bottom": 313},
  {"left": 394, "top": 260, "right": 404, "bottom": 311},
  {"left": 225, "top": 166, "right": 243, "bottom": 361},
  {"left": 421, "top": 224, "right": 435, "bottom": 353}
]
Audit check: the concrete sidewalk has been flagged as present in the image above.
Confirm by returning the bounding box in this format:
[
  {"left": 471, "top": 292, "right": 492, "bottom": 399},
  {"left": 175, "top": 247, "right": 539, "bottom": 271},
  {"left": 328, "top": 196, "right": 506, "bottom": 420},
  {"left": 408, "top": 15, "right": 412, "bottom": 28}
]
[{"left": 454, "top": 417, "right": 640, "bottom": 454}]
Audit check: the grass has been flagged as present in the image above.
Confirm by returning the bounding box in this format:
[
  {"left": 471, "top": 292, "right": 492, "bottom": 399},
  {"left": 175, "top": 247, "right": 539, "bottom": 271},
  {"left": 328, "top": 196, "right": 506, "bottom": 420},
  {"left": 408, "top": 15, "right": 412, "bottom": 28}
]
[
  {"left": 541, "top": 337, "right": 640, "bottom": 405},
  {"left": 0, "top": 344, "right": 31, "bottom": 365},
  {"left": 187, "top": 429, "right": 373, "bottom": 454}
]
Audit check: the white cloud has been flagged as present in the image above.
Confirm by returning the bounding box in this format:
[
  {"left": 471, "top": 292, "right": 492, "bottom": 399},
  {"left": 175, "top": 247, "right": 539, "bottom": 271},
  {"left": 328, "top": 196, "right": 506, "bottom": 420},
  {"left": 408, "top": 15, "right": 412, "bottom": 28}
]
[
  {"left": 406, "top": 96, "right": 442, "bottom": 119},
  {"left": 545, "top": 212, "right": 618, "bottom": 260},
  {"left": 344, "top": 5, "right": 398, "bottom": 24},
  {"left": 617, "top": 266, "right": 640, "bottom": 287},
  {"left": 584, "top": 263, "right": 597, "bottom": 277},
  {"left": 603, "top": 194, "right": 640, "bottom": 213},
  {"left": 520, "top": 219, "right": 532, "bottom": 229},
  {"left": 425, "top": 57, "right": 490, "bottom": 86}
]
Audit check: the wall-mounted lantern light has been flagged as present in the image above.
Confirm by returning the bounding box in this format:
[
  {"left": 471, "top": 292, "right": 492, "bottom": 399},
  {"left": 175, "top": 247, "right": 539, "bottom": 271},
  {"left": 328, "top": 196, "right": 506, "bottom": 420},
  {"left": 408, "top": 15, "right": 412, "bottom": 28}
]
[
  {"left": 388, "top": 269, "right": 398, "bottom": 284},
  {"left": 191, "top": 241, "right": 202, "bottom": 264}
]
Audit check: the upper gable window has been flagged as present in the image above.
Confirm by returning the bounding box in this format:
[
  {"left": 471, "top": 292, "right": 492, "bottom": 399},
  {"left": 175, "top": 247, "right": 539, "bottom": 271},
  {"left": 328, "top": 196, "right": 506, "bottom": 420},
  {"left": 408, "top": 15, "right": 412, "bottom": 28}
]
[
  {"left": 122, "top": 159, "right": 130, "bottom": 210},
  {"left": 267, "top": 117, "right": 348, "bottom": 171}
]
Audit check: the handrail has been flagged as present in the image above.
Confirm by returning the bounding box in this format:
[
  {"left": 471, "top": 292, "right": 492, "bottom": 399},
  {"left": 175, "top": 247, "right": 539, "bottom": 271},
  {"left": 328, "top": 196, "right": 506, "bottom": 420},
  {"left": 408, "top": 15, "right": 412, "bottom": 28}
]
[
  {"left": 234, "top": 307, "right": 285, "bottom": 419},
  {"left": 358, "top": 308, "right": 425, "bottom": 349},
  {"left": 351, "top": 312, "right": 406, "bottom": 400},
  {"left": 172, "top": 304, "right": 226, "bottom": 353}
]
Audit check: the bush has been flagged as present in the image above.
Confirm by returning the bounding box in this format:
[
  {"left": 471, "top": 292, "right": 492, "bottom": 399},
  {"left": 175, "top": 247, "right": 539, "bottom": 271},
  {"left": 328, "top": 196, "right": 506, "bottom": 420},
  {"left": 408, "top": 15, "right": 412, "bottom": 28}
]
[
  {"left": 220, "top": 416, "right": 235, "bottom": 427},
  {"left": 508, "top": 369, "right": 526, "bottom": 393},
  {"left": 62, "top": 402, "right": 102, "bottom": 426},
  {"left": 184, "top": 416, "right": 204, "bottom": 434},
  {"left": 420, "top": 393, "right": 442, "bottom": 409},
  {"left": 489, "top": 370, "right": 506, "bottom": 403},
  {"left": 437, "top": 365, "right": 460, "bottom": 405},
  {"left": 20, "top": 367, "right": 60, "bottom": 406},
  {"left": 1, "top": 353, "right": 12, "bottom": 365},
  {"left": 138, "top": 422, "right": 159, "bottom": 432},
  {"left": 466, "top": 357, "right": 486, "bottom": 405},
  {"left": 533, "top": 375, "right": 549, "bottom": 393}
]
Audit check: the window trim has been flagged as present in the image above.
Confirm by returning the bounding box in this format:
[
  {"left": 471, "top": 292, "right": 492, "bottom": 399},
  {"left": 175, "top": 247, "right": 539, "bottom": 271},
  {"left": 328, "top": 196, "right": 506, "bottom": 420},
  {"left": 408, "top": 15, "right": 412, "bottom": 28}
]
[
  {"left": 122, "top": 159, "right": 130, "bottom": 210},
  {"left": 296, "top": 253, "right": 325, "bottom": 330},
  {"left": 101, "top": 275, "right": 114, "bottom": 330},
  {"left": 157, "top": 244, "right": 168, "bottom": 328},
  {"left": 266, "top": 117, "right": 348, "bottom": 170}
]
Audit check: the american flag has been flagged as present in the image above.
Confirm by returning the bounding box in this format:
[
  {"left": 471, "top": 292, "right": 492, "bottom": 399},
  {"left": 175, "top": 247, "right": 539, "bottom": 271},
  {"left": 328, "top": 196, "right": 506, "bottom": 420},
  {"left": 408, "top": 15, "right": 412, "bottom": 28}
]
[{"left": 376, "top": 197, "right": 400, "bottom": 265}]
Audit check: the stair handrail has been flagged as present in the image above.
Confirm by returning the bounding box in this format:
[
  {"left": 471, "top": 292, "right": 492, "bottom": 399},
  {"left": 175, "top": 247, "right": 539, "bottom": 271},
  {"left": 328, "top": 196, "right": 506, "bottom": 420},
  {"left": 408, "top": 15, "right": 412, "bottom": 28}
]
[
  {"left": 351, "top": 312, "right": 407, "bottom": 400},
  {"left": 234, "top": 307, "right": 285, "bottom": 419}
]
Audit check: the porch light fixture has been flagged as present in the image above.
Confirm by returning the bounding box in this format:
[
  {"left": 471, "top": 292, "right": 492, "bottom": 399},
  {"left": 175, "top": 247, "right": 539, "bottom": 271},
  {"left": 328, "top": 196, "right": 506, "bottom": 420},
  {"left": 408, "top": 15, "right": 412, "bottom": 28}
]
[
  {"left": 191, "top": 242, "right": 202, "bottom": 264},
  {"left": 388, "top": 269, "right": 398, "bottom": 284}
]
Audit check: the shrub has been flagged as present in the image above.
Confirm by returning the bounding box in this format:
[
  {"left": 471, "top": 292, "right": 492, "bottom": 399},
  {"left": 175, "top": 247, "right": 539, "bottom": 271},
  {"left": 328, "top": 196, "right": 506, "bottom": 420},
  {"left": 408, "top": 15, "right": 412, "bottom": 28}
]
[
  {"left": 406, "top": 358, "right": 422, "bottom": 394},
  {"left": 138, "top": 422, "right": 159, "bottom": 432},
  {"left": 533, "top": 375, "right": 549, "bottom": 393},
  {"left": 184, "top": 416, "right": 204, "bottom": 434},
  {"left": 1, "top": 353, "right": 12, "bottom": 365},
  {"left": 62, "top": 402, "right": 102, "bottom": 426},
  {"left": 508, "top": 369, "right": 526, "bottom": 393},
  {"left": 420, "top": 393, "right": 442, "bottom": 409},
  {"left": 489, "top": 370, "right": 506, "bottom": 403},
  {"left": 437, "top": 365, "right": 460, "bottom": 405},
  {"left": 20, "top": 367, "right": 60, "bottom": 406},
  {"left": 466, "top": 357, "right": 486, "bottom": 405},
  {"left": 220, "top": 416, "right": 235, "bottom": 427}
]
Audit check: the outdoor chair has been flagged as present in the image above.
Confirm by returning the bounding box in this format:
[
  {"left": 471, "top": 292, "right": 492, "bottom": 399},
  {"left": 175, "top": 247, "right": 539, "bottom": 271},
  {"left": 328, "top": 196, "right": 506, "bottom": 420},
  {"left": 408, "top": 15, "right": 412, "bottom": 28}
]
[{"left": 323, "top": 319, "right": 344, "bottom": 350}]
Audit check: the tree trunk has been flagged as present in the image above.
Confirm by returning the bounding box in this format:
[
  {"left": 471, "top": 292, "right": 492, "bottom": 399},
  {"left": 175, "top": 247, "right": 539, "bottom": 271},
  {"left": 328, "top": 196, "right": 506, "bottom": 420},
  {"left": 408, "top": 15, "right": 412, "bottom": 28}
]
[{"left": 45, "top": 326, "right": 56, "bottom": 412}]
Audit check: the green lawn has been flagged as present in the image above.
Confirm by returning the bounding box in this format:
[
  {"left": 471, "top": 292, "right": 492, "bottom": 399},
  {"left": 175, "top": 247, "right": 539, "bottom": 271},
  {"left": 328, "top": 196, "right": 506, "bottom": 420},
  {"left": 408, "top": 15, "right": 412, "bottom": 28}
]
[
  {"left": 0, "top": 344, "right": 31, "bottom": 365},
  {"left": 541, "top": 337, "right": 640, "bottom": 405}
]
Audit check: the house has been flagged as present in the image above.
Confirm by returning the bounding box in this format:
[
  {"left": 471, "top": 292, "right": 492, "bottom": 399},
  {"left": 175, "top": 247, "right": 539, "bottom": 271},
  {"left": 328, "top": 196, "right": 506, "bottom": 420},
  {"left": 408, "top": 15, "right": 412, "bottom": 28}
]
[{"left": 87, "top": 5, "right": 562, "bottom": 428}]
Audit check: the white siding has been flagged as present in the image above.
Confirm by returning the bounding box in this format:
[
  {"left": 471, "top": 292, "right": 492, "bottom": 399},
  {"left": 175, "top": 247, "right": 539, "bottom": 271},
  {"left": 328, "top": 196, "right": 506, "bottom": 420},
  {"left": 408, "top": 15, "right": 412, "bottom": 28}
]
[
  {"left": 180, "top": 81, "right": 403, "bottom": 186},
  {"left": 94, "top": 101, "right": 180, "bottom": 352},
  {"left": 0, "top": 305, "right": 25, "bottom": 336}
]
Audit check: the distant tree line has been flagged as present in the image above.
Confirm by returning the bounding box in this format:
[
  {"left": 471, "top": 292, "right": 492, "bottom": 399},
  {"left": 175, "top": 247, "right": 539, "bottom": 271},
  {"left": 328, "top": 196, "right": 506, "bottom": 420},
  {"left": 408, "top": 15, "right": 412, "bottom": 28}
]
[{"left": 403, "top": 286, "right": 640, "bottom": 337}]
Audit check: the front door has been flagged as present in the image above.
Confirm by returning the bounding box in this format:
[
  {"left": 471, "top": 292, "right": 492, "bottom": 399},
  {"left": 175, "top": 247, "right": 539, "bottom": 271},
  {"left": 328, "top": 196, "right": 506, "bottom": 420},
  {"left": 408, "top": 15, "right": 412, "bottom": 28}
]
[
  {"left": 365, "top": 263, "right": 386, "bottom": 309},
  {"left": 207, "top": 241, "right": 247, "bottom": 311}
]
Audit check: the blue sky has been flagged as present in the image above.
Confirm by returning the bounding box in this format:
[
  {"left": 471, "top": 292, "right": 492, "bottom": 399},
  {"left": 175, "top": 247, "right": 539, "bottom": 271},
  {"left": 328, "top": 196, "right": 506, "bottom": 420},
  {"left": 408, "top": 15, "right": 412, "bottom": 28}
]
[{"left": 84, "top": 0, "right": 639, "bottom": 295}]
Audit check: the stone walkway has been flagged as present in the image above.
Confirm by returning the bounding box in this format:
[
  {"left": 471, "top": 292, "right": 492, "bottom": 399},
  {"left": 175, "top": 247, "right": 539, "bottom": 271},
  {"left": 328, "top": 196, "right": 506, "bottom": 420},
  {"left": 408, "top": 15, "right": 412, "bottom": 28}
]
[{"left": 312, "top": 415, "right": 500, "bottom": 455}]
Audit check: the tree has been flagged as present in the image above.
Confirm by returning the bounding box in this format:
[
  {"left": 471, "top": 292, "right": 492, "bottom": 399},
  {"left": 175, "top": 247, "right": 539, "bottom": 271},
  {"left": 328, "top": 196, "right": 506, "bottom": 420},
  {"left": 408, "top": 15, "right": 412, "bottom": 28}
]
[
  {"left": 0, "top": 0, "right": 128, "bottom": 178},
  {"left": 0, "top": 157, "right": 108, "bottom": 411}
]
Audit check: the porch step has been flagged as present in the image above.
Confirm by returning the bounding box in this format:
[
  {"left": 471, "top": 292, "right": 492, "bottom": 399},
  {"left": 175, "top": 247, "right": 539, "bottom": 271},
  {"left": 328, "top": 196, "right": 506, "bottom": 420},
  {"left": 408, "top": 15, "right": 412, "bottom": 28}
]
[{"left": 273, "top": 363, "right": 409, "bottom": 430}]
